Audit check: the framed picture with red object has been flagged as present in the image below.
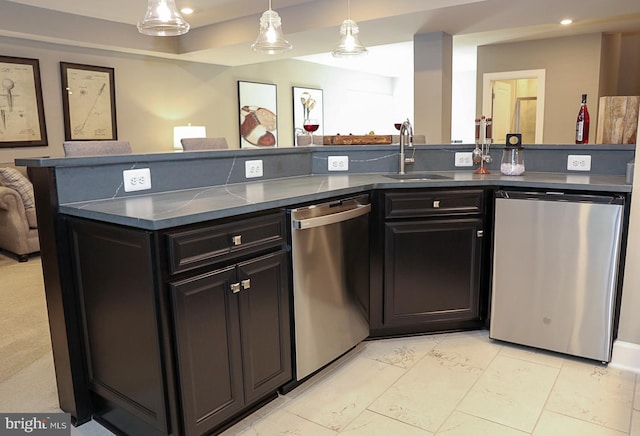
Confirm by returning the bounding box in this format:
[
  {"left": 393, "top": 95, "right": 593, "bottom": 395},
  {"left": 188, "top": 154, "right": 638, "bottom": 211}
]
[
  {"left": 0, "top": 55, "right": 48, "bottom": 148},
  {"left": 292, "top": 86, "right": 323, "bottom": 146},
  {"left": 238, "top": 81, "right": 278, "bottom": 148}
]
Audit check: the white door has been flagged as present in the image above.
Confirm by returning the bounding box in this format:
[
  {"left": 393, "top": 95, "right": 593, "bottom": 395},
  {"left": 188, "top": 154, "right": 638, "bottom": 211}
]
[
  {"left": 492, "top": 80, "right": 514, "bottom": 144},
  {"left": 483, "top": 69, "right": 545, "bottom": 144}
]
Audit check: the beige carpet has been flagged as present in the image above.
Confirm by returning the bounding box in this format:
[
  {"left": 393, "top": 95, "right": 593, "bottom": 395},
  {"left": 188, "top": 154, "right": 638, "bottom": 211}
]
[{"left": 0, "top": 252, "right": 52, "bottom": 382}]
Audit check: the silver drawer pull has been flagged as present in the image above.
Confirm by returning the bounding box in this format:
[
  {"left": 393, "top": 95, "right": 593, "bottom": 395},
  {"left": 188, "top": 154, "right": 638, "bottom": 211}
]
[
  {"left": 433, "top": 200, "right": 440, "bottom": 208},
  {"left": 477, "top": 230, "right": 484, "bottom": 238},
  {"left": 232, "top": 235, "right": 242, "bottom": 246},
  {"left": 230, "top": 283, "right": 241, "bottom": 294},
  {"left": 241, "top": 279, "right": 251, "bottom": 290}
]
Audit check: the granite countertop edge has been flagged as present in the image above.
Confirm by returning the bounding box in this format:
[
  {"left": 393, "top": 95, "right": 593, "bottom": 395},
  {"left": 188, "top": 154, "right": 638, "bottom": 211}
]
[{"left": 58, "top": 171, "right": 632, "bottom": 230}]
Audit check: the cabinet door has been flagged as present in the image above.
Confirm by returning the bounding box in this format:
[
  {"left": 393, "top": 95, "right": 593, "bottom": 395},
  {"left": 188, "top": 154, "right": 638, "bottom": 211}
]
[
  {"left": 170, "top": 267, "right": 244, "bottom": 436},
  {"left": 383, "top": 218, "right": 483, "bottom": 329},
  {"left": 237, "top": 250, "right": 292, "bottom": 405}
]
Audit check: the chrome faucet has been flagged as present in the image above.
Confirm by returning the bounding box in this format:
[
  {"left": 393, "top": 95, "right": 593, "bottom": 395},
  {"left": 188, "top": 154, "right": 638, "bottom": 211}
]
[{"left": 399, "top": 118, "right": 415, "bottom": 174}]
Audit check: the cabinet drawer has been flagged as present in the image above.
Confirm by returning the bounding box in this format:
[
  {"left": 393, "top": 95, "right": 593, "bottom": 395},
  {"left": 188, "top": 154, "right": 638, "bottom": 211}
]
[
  {"left": 166, "top": 212, "right": 285, "bottom": 275},
  {"left": 384, "top": 189, "right": 484, "bottom": 219}
]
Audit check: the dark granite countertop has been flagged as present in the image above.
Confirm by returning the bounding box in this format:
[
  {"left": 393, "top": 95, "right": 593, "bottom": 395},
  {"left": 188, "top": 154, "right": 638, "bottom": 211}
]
[{"left": 58, "top": 171, "right": 631, "bottom": 230}]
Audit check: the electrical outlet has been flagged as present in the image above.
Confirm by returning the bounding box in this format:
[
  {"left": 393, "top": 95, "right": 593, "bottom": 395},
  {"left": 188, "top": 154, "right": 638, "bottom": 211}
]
[
  {"left": 567, "top": 155, "right": 592, "bottom": 171},
  {"left": 123, "top": 168, "right": 151, "bottom": 192},
  {"left": 455, "top": 152, "right": 473, "bottom": 167},
  {"left": 328, "top": 156, "right": 349, "bottom": 171},
  {"left": 245, "top": 160, "right": 263, "bottom": 178}
]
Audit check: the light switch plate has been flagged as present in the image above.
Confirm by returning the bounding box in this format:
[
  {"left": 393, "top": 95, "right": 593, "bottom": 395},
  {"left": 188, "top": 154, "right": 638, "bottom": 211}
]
[
  {"left": 455, "top": 152, "right": 473, "bottom": 167},
  {"left": 245, "top": 160, "right": 263, "bottom": 178},
  {"left": 567, "top": 155, "right": 592, "bottom": 171},
  {"left": 123, "top": 168, "right": 151, "bottom": 192},
  {"left": 328, "top": 156, "right": 349, "bottom": 171}
]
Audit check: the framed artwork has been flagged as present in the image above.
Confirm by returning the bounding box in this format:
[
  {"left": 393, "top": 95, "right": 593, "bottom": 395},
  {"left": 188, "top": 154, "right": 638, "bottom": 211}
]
[
  {"left": 60, "top": 62, "right": 117, "bottom": 141},
  {"left": 292, "top": 86, "right": 323, "bottom": 146},
  {"left": 238, "top": 81, "right": 278, "bottom": 148},
  {"left": 0, "top": 56, "right": 48, "bottom": 148}
]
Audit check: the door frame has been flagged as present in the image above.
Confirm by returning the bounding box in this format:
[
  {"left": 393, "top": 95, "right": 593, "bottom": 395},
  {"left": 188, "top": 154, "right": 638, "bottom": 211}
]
[{"left": 482, "top": 69, "right": 546, "bottom": 144}]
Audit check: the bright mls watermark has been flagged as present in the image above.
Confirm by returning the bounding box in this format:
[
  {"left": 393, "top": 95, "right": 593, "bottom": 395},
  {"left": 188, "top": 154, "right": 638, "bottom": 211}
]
[{"left": 0, "top": 414, "right": 70, "bottom": 435}]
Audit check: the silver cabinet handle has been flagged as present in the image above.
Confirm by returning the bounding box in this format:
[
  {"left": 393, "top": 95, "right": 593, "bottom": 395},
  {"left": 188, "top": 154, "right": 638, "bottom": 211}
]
[
  {"left": 232, "top": 235, "right": 242, "bottom": 246},
  {"left": 433, "top": 200, "right": 440, "bottom": 208},
  {"left": 241, "top": 279, "right": 251, "bottom": 290},
  {"left": 230, "top": 282, "right": 241, "bottom": 294},
  {"left": 477, "top": 230, "right": 484, "bottom": 238}
]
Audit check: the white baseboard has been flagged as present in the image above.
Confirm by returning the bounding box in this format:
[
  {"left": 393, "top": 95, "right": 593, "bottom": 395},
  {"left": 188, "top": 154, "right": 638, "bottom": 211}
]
[{"left": 610, "top": 340, "right": 640, "bottom": 373}]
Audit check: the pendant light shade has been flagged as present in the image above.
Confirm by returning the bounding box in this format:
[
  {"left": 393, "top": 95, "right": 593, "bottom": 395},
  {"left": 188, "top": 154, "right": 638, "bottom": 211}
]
[
  {"left": 332, "top": 1, "right": 367, "bottom": 57},
  {"left": 138, "top": 0, "right": 190, "bottom": 36},
  {"left": 252, "top": 1, "right": 293, "bottom": 54}
]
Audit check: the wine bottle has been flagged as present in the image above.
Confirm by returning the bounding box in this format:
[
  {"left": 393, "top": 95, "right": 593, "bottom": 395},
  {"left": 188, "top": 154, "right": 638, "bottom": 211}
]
[{"left": 575, "top": 94, "right": 590, "bottom": 144}]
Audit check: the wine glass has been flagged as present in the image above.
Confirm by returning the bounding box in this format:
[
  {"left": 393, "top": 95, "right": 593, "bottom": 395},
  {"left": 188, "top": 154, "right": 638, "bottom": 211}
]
[
  {"left": 394, "top": 122, "right": 403, "bottom": 144},
  {"left": 303, "top": 118, "right": 319, "bottom": 144}
]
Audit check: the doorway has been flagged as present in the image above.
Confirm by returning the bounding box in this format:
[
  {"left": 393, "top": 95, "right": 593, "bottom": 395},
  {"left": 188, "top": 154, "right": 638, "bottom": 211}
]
[{"left": 482, "top": 69, "right": 545, "bottom": 144}]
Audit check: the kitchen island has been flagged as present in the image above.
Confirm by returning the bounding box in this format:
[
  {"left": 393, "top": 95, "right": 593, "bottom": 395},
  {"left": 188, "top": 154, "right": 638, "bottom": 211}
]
[{"left": 17, "top": 144, "right": 633, "bottom": 435}]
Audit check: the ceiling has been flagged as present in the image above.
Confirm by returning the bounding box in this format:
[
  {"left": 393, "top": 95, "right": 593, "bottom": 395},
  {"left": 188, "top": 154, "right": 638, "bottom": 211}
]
[{"left": 2, "top": 0, "right": 640, "bottom": 76}]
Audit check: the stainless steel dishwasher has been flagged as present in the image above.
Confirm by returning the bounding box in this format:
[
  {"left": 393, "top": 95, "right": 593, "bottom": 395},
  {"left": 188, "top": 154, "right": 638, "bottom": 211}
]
[
  {"left": 289, "top": 195, "right": 371, "bottom": 381},
  {"left": 490, "top": 190, "right": 625, "bottom": 362}
]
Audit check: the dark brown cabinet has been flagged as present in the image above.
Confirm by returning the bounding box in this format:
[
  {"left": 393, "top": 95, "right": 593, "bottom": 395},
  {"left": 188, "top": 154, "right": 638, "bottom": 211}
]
[
  {"left": 370, "top": 189, "right": 489, "bottom": 336},
  {"left": 67, "top": 211, "right": 291, "bottom": 436},
  {"left": 166, "top": 211, "right": 291, "bottom": 436},
  {"left": 170, "top": 251, "right": 291, "bottom": 436}
]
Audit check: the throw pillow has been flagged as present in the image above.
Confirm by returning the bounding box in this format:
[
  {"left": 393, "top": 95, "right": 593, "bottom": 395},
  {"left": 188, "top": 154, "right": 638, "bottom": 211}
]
[{"left": 0, "top": 167, "right": 35, "bottom": 209}]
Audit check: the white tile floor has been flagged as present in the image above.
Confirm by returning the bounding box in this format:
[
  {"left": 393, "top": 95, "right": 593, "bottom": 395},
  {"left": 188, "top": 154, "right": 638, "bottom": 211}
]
[
  {"left": 220, "top": 330, "right": 640, "bottom": 435},
  {"left": 4, "top": 329, "right": 638, "bottom": 435}
]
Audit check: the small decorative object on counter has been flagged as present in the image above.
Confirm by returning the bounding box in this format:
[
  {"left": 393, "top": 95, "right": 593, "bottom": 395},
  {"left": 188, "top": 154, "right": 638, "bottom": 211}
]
[
  {"left": 501, "top": 133, "right": 525, "bottom": 176},
  {"left": 473, "top": 116, "right": 492, "bottom": 174},
  {"left": 472, "top": 118, "right": 483, "bottom": 164},
  {"left": 575, "top": 93, "right": 590, "bottom": 144}
]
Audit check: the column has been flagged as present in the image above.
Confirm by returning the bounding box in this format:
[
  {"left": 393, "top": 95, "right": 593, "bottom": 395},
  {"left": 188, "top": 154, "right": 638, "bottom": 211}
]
[{"left": 414, "top": 32, "right": 452, "bottom": 144}]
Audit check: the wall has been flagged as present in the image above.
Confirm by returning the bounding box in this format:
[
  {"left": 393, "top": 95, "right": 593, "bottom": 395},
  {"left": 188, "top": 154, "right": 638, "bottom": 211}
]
[
  {"left": 599, "top": 34, "right": 622, "bottom": 97},
  {"left": 477, "top": 33, "right": 604, "bottom": 144},
  {"left": 0, "top": 35, "right": 396, "bottom": 163},
  {"left": 617, "top": 32, "right": 640, "bottom": 96},
  {"left": 618, "top": 115, "right": 640, "bottom": 346}
]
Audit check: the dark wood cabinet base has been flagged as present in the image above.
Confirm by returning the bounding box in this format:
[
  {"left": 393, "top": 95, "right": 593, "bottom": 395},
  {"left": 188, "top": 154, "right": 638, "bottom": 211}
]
[
  {"left": 370, "top": 189, "right": 490, "bottom": 336},
  {"left": 66, "top": 211, "right": 291, "bottom": 436}
]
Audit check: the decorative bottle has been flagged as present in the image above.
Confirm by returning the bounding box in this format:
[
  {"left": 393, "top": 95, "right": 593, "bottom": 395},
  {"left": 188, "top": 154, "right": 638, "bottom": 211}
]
[{"left": 575, "top": 94, "right": 590, "bottom": 144}]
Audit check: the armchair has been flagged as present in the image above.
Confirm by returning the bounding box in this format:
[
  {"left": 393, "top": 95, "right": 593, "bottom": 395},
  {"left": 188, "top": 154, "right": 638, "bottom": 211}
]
[{"left": 0, "top": 165, "right": 39, "bottom": 261}]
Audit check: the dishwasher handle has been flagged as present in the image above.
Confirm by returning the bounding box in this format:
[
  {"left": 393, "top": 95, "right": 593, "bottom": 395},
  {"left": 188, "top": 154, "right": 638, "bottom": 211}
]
[{"left": 293, "top": 203, "right": 371, "bottom": 230}]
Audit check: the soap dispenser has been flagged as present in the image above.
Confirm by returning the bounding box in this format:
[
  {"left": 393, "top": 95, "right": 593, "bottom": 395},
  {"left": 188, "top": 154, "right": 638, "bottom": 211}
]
[{"left": 500, "top": 134, "right": 525, "bottom": 176}]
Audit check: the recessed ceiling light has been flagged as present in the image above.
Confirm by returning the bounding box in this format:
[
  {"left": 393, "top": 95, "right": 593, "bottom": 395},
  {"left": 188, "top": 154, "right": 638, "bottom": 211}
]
[
  {"left": 181, "top": 7, "right": 194, "bottom": 15},
  {"left": 560, "top": 19, "right": 573, "bottom": 25}
]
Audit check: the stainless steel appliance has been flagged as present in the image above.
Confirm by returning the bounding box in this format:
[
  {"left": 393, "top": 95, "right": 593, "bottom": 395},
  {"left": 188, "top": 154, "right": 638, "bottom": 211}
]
[
  {"left": 490, "top": 190, "right": 625, "bottom": 362},
  {"left": 289, "top": 195, "right": 371, "bottom": 381}
]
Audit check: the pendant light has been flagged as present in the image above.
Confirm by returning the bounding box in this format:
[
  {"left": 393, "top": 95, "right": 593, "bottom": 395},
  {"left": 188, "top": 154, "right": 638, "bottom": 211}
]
[
  {"left": 252, "top": 0, "right": 293, "bottom": 54},
  {"left": 138, "top": 0, "right": 190, "bottom": 36},
  {"left": 332, "top": 0, "right": 368, "bottom": 57}
]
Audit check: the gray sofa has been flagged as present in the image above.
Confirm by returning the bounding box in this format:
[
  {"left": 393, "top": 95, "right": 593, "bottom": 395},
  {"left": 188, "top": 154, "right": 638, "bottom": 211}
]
[{"left": 0, "top": 164, "right": 39, "bottom": 261}]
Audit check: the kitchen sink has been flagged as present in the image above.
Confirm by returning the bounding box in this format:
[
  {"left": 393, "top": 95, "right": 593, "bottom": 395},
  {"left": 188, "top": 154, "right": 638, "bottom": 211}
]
[{"left": 383, "top": 173, "right": 452, "bottom": 181}]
